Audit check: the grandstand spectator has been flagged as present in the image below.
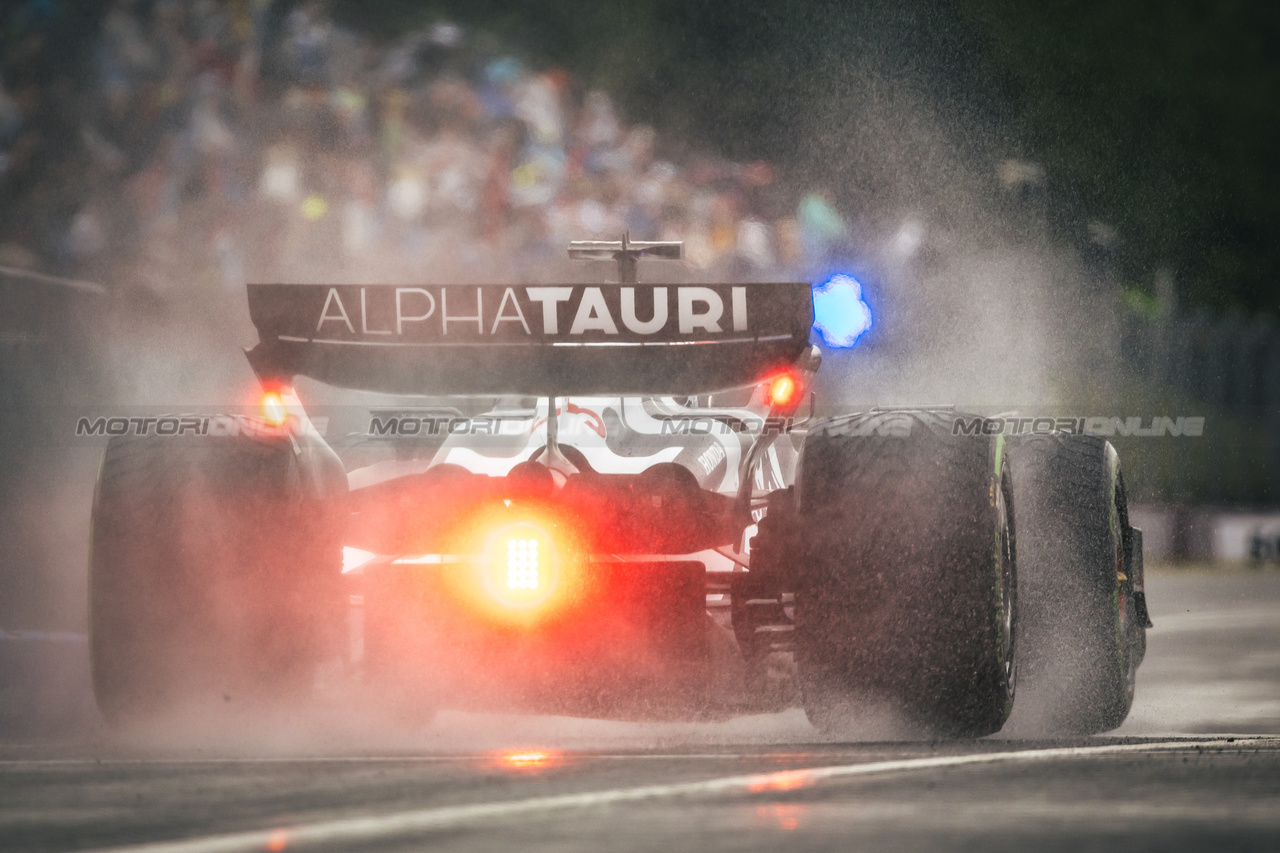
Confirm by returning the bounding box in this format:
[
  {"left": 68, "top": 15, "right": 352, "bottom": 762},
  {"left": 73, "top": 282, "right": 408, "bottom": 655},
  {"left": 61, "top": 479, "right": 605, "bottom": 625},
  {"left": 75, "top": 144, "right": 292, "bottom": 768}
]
[{"left": 0, "top": 0, "right": 840, "bottom": 300}]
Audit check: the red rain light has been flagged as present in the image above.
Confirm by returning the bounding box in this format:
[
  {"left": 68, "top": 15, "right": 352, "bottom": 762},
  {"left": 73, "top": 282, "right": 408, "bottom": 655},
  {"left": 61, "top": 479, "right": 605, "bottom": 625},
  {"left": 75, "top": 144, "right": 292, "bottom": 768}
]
[
  {"left": 481, "top": 522, "right": 558, "bottom": 610},
  {"left": 767, "top": 373, "right": 799, "bottom": 409},
  {"left": 261, "top": 390, "right": 288, "bottom": 426},
  {"left": 505, "top": 537, "right": 542, "bottom": 591}
]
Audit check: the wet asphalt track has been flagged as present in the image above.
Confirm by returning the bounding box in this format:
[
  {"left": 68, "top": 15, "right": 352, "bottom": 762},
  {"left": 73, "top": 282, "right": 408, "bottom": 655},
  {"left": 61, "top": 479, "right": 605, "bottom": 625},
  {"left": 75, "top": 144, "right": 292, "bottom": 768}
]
[{"left": 3, "top": 570, "right": 1280, "bottom": 852}]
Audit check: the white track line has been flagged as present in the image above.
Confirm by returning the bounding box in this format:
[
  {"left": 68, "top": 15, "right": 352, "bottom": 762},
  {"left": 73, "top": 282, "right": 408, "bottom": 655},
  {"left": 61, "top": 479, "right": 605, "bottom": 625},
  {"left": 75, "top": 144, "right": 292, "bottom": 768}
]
[
  {"left": 84, "top": 738, "right": 1276, "bottom": 853},
  {"left": 0, "top": 753, "right": 766, "bottom": 767},
  {"left": 0, "top": 264, "right": 105, "bottom": 293}
]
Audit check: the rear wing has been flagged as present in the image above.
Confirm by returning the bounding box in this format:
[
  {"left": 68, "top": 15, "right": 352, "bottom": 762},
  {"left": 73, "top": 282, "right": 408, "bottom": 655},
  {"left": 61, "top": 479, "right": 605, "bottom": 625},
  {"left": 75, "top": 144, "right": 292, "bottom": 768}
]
[{"left": 245, "top": 281, "right": 813, "bottom": 396}]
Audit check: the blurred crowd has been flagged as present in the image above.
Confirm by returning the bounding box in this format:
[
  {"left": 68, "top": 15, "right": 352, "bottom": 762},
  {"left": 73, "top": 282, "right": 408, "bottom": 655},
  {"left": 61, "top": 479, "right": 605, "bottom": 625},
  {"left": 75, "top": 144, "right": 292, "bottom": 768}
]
[{"left": 0, "top": 0, "right": 853, "bottom": 297}]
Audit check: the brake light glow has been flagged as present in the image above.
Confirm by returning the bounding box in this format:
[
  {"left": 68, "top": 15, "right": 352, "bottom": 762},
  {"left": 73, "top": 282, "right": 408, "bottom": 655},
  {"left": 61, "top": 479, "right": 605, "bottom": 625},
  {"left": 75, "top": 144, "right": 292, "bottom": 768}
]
[
  {"left": 436, "top": 507, "right": 587, "bottom": 627},
  {"left": 494, "top": 748, "right": 563, "bottom": 771},
  {"left": 504, "top": 750, "right": 549, "bottom": 768},
  {"left": 261, "top": 391, "right": 288, "bottom": 426}
]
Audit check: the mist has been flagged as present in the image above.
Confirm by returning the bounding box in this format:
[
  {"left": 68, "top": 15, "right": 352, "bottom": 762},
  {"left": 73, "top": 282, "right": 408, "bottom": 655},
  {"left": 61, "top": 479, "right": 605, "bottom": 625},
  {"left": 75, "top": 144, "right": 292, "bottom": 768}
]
[{"left": 0, "top": 1, "right": 1115, "bottom": 746}]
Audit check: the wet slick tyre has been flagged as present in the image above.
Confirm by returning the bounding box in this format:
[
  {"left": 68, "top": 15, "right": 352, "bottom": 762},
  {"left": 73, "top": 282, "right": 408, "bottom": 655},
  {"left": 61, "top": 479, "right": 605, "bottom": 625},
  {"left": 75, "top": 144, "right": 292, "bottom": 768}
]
[
  {"left": 1005, "top": 434, "right": 1138, "bottom": 735},
  {"left": 795, "top": 410, "right": 1016, "bottom": 739},
  {"left": 89, "top": 432, "right": 345, "bottom": 723}
]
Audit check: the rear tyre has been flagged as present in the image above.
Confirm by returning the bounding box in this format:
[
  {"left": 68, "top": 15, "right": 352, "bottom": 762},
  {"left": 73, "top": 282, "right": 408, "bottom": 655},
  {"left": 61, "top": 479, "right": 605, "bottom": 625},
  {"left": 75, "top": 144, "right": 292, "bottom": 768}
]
[
  {"left": 795, "top": 410, "right": 1016, "bottom": 739},
  {"left": 90, "top": 432, "right": 346, "bottom": 722},
  {"left": 1006, "top": 434, "right": 1139, "bottom": 735}
]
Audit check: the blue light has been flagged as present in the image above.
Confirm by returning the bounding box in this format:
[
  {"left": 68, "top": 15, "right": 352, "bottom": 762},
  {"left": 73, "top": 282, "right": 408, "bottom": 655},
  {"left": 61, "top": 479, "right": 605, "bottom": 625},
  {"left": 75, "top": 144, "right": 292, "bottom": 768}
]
[{"left": 812, "top": 274, "right": 873, "bottom": 348}]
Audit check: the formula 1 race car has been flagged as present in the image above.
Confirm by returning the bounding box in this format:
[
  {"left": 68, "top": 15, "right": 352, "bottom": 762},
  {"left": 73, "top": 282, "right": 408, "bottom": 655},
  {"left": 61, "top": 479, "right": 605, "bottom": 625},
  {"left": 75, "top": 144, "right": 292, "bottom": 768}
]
[{"left": 88, "top": 239, "right": 1149, "bottom": 737}]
